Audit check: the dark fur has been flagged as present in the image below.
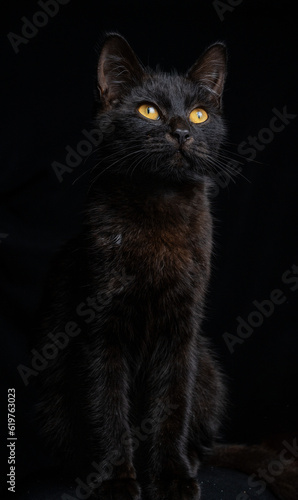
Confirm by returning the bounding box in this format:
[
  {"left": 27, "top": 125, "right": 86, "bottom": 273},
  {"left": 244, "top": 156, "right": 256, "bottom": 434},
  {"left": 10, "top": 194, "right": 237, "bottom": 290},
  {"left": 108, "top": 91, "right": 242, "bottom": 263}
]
[{"left": 35, "top": 34, "right": 296, "bottom": 500}]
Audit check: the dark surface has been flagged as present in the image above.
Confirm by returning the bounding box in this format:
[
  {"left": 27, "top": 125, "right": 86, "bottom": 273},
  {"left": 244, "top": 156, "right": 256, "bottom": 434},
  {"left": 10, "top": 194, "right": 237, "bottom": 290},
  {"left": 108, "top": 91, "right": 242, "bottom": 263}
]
[
  {"left": 12, "top": 467, "right": 278, "bottom": 500},
  {"left": 1, "top": 0, "right": 297, "bottom": 495}
]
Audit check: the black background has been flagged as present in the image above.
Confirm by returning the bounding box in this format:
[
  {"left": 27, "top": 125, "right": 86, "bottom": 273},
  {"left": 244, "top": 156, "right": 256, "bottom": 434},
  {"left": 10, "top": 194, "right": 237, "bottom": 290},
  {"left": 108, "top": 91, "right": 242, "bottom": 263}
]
[{"left": 1, "top": 0, "right": 297, "bottom": 490}]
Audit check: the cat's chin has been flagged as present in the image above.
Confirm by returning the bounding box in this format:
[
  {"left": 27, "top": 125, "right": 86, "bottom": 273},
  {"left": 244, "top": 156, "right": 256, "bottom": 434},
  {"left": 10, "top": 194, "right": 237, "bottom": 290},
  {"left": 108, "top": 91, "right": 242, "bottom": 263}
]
[
  {"left": 162, "top": 152, "right": 205, "bottom": 183},
  {"left": 121, "top": 167, "right": 204, "bottom": 187}
]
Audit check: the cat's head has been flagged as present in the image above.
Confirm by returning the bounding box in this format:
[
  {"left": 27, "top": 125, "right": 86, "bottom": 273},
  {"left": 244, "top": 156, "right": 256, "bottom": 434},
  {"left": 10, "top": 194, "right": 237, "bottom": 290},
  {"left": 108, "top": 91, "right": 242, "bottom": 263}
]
[{"left": 94, "top": 33, "right": 227, "bottom": 185}]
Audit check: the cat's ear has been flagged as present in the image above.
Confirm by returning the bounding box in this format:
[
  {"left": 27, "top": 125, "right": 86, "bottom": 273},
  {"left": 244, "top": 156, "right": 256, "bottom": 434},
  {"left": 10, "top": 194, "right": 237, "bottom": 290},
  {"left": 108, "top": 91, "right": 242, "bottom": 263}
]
[
  {"left": 186, "top": 43, "right": 227, "bottom": 107},
  {"left": 97, "top": 33, "right": 145, "bottom": 108}
]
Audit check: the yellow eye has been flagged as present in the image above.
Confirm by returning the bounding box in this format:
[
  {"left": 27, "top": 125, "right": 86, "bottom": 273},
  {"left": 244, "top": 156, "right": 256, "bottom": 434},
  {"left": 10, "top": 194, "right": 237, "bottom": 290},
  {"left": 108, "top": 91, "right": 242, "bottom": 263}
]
[
  {"left": 189, "top": 108, "right": 208, "bottom": 124},
  {"left": 138, "top": 104, "right": 160, "bottom": 120}
]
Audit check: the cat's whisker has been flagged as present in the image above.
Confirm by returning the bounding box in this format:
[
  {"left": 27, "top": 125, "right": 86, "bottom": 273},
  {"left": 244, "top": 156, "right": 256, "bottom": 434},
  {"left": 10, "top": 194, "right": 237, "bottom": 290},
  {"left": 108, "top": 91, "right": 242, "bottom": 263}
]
[
  {"left": 215, "top": 150, "right": 245, "bottom": 164},
  {"left": 90, "top": 146, "right": 144, "bottom": 172},
  {"left": 90, "top": 144, "right": 143, "bottom": 169},
  {"left": 215, "top": 159, "right": 251, "bottom": 183},
  {"left": 219, "top": 144, "right": 265, "bottom": 166},
  {"left": 203, "top": 154, "right": 251, "bottom": 184},
  {"left": 88, "top": 148, "right": 150, "bottom": 192},
  {"left": 128, "top": 152, "right": 153, "bottom": 178},
  {"left": 200, "top": 156, "right": 237, "bottom": 184},
  {"left": 72, "top": 166, "right": 92, "bottom": 186}
]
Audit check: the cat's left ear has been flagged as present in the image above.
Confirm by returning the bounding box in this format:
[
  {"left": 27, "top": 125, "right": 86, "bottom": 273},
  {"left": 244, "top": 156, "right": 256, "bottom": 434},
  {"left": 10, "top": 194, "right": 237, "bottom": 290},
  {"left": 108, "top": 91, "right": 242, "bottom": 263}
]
[
  {"left": 186, "top": 43, "right": 227, "bottom": 108},
  {"left": 97, "top": 33, "right": 145, "bottom": 108}
]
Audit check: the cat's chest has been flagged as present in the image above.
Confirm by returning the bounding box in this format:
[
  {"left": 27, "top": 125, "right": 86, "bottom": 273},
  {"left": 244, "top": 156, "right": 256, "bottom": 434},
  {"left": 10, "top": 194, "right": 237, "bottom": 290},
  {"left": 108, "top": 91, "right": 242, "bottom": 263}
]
[
  {"left": 90, "top": 185, "right": 212, "bottom": 287},
  {"left": 96, "top": 223, "right": 193, "bottom": 258},
  {"left": 95, "top": 208, "right": 210, "bottom": 285},
  {"left": 126, "top": 224, "right": 193, "bottom": 274}
]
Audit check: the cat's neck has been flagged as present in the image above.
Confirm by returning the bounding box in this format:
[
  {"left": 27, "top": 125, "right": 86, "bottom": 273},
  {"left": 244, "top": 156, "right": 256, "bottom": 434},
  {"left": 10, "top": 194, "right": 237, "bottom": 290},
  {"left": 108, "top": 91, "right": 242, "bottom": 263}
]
[
  {"left": 88, "top": 175, "right": 207, "bottom": 207},
  {"left": 85, "top": 176, "right": 210, "bottom": 233}
]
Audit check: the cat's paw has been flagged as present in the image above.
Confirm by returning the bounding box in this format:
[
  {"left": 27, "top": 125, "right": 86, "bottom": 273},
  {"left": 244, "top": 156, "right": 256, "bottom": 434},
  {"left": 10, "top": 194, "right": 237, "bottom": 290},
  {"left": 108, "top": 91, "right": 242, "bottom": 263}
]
[
  {"left": 146, "top": 477, "right": 201, "bottom": 500},
  {"left": 97, "top": 478, "right": 141, "bottom": 500}
]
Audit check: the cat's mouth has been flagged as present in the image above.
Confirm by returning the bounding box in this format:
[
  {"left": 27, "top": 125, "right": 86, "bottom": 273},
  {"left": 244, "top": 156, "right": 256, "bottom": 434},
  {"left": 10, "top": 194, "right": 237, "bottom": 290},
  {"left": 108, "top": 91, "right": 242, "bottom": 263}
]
[
  {"left": 173, "top": 147, "right": 191, "bottom": 165},
  {"left": 176, "top": 149, "right": 187, "bottom": 159}
]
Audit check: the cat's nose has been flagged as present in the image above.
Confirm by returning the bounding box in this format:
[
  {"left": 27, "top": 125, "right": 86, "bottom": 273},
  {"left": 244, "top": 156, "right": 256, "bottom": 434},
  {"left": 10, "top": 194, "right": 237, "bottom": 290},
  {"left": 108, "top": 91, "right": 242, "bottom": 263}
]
[{"left": 173, "top": 128, "right": 191, "bottom": 145}]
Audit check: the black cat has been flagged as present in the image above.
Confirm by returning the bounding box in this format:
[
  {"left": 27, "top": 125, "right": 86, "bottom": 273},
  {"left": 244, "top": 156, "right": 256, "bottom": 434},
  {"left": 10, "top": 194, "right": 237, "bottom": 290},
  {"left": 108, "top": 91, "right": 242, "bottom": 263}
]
[{"left": 35, "top": 34, "right": 297, "bottom": 500}]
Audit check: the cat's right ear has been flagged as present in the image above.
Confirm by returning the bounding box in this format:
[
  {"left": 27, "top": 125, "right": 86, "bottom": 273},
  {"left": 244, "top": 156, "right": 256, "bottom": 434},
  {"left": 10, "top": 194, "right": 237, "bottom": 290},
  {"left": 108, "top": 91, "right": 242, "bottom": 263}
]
[{"left": 97, "top": 33, "right": 145, "bottom": 108}]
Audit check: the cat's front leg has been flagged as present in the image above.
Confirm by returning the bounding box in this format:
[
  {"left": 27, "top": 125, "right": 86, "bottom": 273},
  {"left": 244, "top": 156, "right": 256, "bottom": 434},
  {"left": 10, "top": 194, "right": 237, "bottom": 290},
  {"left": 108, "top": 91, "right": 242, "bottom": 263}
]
[
  {"left": 77, "top": 338, "right": 141, "bottom": 500},
  {"left": 142, "top": 338, "right": 201, "bottom": 500}
]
